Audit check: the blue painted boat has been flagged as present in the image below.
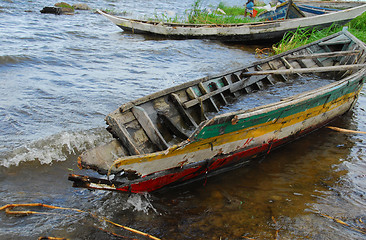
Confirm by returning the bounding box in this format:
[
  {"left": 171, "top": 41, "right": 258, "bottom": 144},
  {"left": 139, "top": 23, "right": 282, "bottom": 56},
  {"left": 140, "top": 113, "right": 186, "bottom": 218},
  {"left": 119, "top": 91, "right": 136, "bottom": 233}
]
[
  {"left": 258, "top": 0, "right": 306, "bottom": 21},
  {"left": 297, "top": 4, "right": 339, "bottom": 15}
]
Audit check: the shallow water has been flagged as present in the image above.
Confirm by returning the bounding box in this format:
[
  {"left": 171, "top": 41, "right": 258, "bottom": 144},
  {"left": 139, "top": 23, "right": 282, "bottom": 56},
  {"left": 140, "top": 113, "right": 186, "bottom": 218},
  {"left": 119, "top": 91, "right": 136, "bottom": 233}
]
[{"left": 1, "top": 0, "right": 366, "bottom": 239}]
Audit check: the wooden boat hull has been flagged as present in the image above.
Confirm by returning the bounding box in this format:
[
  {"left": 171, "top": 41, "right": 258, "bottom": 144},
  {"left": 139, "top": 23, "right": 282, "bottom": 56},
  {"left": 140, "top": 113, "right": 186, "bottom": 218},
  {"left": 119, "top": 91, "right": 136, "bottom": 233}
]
[
  {"left": 97, "top": 5, "right": 366, "bottom": 42},
  {"left": 69, "top": 30, "right": 366, "bottom": 193},
  {"left": 258, "top": 1, "right": 306, "bottom": 21}
]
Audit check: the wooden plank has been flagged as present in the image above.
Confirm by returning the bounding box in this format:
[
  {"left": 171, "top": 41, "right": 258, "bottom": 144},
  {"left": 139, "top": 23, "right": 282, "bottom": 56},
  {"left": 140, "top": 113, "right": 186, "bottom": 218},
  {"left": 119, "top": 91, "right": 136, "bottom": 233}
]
[
  {"left": 268, "top": 61, "right": 288, "bottom": 81},
  {"left": 266, "top": 75, "right": 275, "bottom": 85},
  {"left": 183, "top": 85, "right": 230, "bottom": 108},
  {"left": 296, "top": 59, "right": 307, "bottom": 68},
  {"left": 157, "top": 112, "right": 189, "bottom": 139},
  {"left": 281, "top": 56, "right": 302, "bottom": 77},
  {"left": 186, "top": 87, "right": 199, "bottom": 99},
  {"left": 306, "top": 48, "right": 324, "bottom": 67},
  {"left": 231, "top": 72, "right": 241, "bottom": 83},
  {"left": 318, "top": 40, "right": 351, "bottom": 46},
  {"left": 132, "top": 106, "right": 169, "bottom": 151},
  {"left": 281, "top": 57, "right": 294, "bottom": 69},
  {"left": 210, "top": 82, "right": 228, "bottom": 105},
  {"left": 242, "top": 64, "right": 366, "bottom": 76},
  {"left": 286, "top": 50, "right": 360, "bottom": 60},
  {"left": 106, "top": 116, "right": 141, "bottom": 156},
  {"left": 198, "top": 82, "right": 219, "bottom": 112},
  {"left": 170, "top": 93, "right": 198, "bottom": 128},
  {"left": 340, "top": 44, "right": 357, "bottom": 65}
]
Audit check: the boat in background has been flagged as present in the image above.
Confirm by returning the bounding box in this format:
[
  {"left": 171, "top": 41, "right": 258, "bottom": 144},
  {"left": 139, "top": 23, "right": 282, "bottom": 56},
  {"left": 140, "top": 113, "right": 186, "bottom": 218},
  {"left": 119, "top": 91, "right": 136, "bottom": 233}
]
[
  {"left": 97, "top": 4, "right": 366, "bottom": 42},
  {"left": 257, "top": 0, "right": 306, "bottom": 21},
  {"left": 297, "top": 4, "right": 339, "bottom": 15},
  {"left": 69, "top": 29, "right": 366, "bottom": 193}
]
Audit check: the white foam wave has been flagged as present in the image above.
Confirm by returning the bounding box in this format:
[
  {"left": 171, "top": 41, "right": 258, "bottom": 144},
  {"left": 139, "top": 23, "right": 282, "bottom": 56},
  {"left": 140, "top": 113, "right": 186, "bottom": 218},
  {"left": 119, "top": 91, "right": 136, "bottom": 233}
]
[
  {"left": 127, "top": 193, "right": 158, "bottom": 214},
  {"left": 0, "top": 127, "right": 113, "bottom": 167}
]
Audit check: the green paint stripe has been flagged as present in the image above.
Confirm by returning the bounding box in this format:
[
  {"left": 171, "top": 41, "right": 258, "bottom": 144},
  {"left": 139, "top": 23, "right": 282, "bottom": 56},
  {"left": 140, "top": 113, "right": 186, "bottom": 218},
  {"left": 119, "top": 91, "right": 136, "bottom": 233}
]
[{"left": 194, "top": 78, "right": 364, "bottom": 140}]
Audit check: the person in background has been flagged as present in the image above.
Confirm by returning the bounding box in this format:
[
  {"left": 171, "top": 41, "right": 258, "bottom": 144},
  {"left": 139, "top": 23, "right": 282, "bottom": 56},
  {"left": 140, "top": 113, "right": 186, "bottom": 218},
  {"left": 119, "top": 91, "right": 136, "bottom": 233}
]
[{"left": 244, "top": 0, "right": 254, "bottom": 17}]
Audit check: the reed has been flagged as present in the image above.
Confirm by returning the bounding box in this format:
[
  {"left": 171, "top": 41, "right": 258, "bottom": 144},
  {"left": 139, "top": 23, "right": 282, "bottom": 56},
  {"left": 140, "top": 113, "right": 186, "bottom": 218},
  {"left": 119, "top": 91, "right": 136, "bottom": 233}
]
[{"left": 273, "top": 24, "right": 343, "bottom": 54}]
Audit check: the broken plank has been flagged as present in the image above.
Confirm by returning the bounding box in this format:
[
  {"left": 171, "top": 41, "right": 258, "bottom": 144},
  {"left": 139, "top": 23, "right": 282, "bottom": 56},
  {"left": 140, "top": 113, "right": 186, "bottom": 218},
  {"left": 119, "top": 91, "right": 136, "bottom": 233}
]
[
  {"left": 132, "top": 106, "right": 169, "bottom": 151},
  {"left": 106, "top": 116, "right": 141, "bottom": 156}
]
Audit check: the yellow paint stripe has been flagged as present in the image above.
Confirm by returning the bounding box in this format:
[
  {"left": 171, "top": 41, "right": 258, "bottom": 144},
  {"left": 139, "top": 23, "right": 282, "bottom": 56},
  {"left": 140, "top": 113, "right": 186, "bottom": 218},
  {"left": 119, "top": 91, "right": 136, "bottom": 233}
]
[{"left": 114, "top": 91, "right": 356, "bottom": 168}]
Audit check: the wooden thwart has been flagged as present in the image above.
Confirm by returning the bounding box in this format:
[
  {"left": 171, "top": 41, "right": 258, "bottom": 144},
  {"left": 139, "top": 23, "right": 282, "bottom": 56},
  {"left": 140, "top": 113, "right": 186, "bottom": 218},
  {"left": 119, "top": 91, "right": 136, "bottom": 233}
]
[
  {"left": 286, "top": 50, "right": 360, "bottom": 60},
  {"left": 242, "top": 64, "right": 366, "bottom": 76}
]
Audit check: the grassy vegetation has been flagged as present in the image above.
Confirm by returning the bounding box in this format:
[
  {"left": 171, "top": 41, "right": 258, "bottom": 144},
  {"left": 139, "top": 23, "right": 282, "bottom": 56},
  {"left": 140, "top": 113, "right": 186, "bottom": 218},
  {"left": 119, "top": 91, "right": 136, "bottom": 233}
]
[
  {"left": 272, "top": 24, "right": 343, "bottom": 54},
  {"left": 54, "top": 2, "right": 74, "bottom": 9},
  {"left": 216, "top": 2, "right": 266, "bottom": 16},
  {"left": 185, "top": 0, "right": 262, "bottom": 24},
  {"left": 151, "top": 0, "right": 265, "bottom": 24},
  {"left": 272, "top": 12, "right": 366, "bottom": 54}
]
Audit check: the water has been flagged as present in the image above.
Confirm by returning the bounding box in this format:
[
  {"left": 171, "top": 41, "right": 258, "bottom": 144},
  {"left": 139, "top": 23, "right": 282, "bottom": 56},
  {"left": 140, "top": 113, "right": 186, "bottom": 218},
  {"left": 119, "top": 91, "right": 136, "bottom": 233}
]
[{"left": 0, "top": 0, "right": 365, "bottom": 239}]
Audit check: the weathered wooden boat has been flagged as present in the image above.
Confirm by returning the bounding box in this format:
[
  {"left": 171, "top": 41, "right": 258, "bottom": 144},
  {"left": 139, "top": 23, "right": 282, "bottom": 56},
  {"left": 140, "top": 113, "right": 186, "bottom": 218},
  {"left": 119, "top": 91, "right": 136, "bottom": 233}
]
[
  {"left": 69, "top": 30, "right": 366, "bottom": 193},
  {"left": 258, "top": 0, "right": 306, "bottom": 21},
  {"left": 294, "top": 1, "right": 365, "bottom": 11},
  {"left": 96, "top": 4, "right": 366, "bottom": 42},
  {"left": 296, "top": 4, "right": 339, "bottom": 15}
]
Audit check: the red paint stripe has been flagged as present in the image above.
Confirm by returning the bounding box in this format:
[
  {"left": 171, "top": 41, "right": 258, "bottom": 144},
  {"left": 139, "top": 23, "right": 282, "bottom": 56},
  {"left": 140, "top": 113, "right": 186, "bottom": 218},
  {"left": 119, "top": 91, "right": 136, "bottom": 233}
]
[{"left": 115, "top": 115, "right": 344, "bottom": 193}]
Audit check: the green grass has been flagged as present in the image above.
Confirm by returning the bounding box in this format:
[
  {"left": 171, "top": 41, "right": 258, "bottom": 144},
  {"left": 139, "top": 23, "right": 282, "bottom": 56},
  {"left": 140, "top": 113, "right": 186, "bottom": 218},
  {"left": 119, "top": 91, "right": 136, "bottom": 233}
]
[
  {"left": 187, "top": 12, "right": 259, "bottom": 24},
  {"left": 216, "top": 2, "right": 266, "bottom": 16},
  {"left": 272, "top": 12, "right": 366, "bottom": 54},
  {"left": 217, "top": 2, "right": 246, "bottom": 16},
  {"left": 151, "top": 0, "right": 265, "bottom": 24}
]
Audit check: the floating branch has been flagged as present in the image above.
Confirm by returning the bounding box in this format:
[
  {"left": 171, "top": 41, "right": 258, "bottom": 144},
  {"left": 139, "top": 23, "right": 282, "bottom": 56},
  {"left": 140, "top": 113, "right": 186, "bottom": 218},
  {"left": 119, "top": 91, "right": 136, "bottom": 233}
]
[
  {"left": 0, "top": 203, "right": 160, "bottom": 240},
  {"left": 319, "top": 212, "right": 366, "bottom": 235},
  {"left": 327, "top": 126, "right": 366, "bottom": 134}
]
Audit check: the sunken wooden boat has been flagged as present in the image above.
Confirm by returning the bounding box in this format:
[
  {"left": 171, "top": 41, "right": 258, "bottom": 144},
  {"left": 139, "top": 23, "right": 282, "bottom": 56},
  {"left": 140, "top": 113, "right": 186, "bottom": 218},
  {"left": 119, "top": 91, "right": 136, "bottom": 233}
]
[
  {"left": 96, "top": 4, "right": 366, "bottom": 42},
  {"left": 69, "top": 30, "right": 366, "bottom": 193}
]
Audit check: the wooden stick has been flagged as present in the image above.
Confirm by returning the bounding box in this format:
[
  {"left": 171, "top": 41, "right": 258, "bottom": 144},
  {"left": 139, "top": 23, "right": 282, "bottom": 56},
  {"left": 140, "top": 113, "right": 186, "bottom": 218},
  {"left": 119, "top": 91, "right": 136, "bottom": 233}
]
[
  {"left": 320, "top": 212, "right": 366, "bottom": 235},
  {"left": 286, "top": 50, "right": 360, "bottom": 60},
  {"left": 242, "top": 64, "right": 366, "bottom": 76},
  {"left": 38, "top": 237, "right": 68, "bottom": 240},
  {"left": 0, "top": 203, "right": 161, "bottom": 240},
  {"left": 327, "top": 126, "right": 366, "bottom": 134}
]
